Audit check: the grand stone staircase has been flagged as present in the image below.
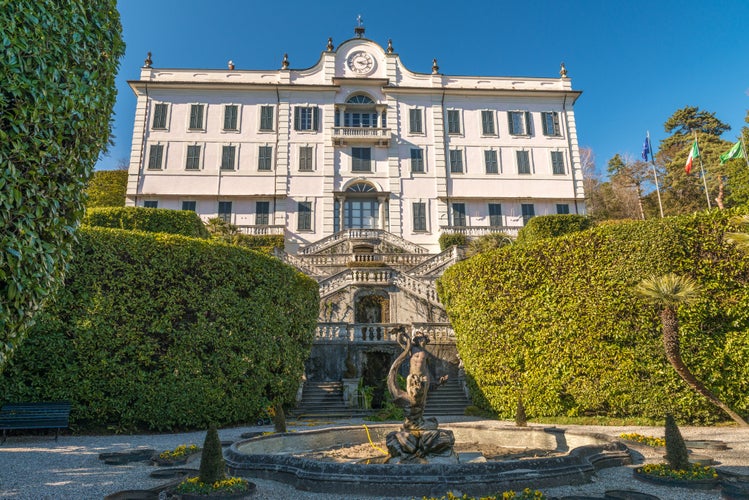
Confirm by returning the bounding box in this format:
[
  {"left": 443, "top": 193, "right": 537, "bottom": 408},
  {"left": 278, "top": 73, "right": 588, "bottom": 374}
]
[{"left": 424, "top": 378, "right": 472, "bottom": 416}]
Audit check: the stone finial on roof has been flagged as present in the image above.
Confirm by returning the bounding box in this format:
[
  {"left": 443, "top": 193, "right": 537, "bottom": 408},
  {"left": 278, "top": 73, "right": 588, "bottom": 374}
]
[
  {"left": 432, "top": 58, "right": 439, "bottom": 74},
  {"left": 143, "top": 51, "right": 152, "bottom": 68},
  {"left": 560, "top": 62, "right": 568, "bottom": 78},
  {"left": 228, "top": 60, "right": 235, "bottom": 70},
  {"left": 327, "top": 37, "right": 334, "bottom": 52},
  {"left": 281, "top": 53, "right": 289, "bottom": 70},
  {"left": 387, "top": 39, "right": 393, "bottom": 54}
]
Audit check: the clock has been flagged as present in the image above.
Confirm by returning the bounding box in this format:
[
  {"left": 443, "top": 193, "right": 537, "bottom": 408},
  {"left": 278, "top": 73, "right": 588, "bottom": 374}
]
[{"left": 347, "top": 51, "right": 374, "bottom": 74}]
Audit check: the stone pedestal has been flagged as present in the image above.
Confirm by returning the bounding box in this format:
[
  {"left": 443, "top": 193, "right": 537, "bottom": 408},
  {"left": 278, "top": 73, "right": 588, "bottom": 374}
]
[
  {"left": 385, "top": 427, "right": 456, "bottom": 464},
  {"left": 342, "top": 378, "right": 360, "bottom": 408}
]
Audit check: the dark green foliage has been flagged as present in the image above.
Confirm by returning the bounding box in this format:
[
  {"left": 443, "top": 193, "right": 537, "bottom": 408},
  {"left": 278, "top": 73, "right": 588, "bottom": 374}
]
[
  {"left": 467, "top": 232, "right": 514, "bottom": 256},
  {"left": 199, "top": 425, "right": 226, "bottom": 484},
  {"left": 85, "top": 170, "right": 127, "bottom": 208},
  {"left": 0, "top": 228, "right": 319, "bottom": 431},
  {"left": 664, "top": 414, "right": 690, "bottom": 470},
  {"left": 439, "top": 233, "right": 468, "bottom": 250},
  {"left": 438, "top": 209, "right": 749, "bottom": 423},
  {"left": 516, "top": 215, "right": 594, "bottom": 244},
  {"left": 232, "top": 234, "right": 285, "bottom": 255},
  {"left": 515, "top": 397, "right": 527, "bottom": 427},
  {"left": 0, "top": 2, "right": 124, "bottom": 370},
  {"left": 83, "top": 207, "right": 210, "bottom": 239}
]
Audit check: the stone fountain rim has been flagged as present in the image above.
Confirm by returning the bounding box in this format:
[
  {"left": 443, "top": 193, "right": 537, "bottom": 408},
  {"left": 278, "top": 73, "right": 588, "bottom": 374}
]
[{"left": 224, "top": 421, "right": 632, "bottom": 496}]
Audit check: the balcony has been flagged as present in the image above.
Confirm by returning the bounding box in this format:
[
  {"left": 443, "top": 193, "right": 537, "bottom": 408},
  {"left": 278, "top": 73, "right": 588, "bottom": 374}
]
[
  {"left": 332, "top": 127, "right": 391, "bottom": 147},
  {"left": 315, "top": 322, "right": 454, "bottom": 343},
  {"left": 236, "top": 225, "right": 285, "bottom": 236}
]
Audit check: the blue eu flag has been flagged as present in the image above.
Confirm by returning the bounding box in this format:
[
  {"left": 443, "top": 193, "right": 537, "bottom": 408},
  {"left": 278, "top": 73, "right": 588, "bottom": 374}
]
[{"left": 642, "top": 136, "right": 651, "bottom": 161}]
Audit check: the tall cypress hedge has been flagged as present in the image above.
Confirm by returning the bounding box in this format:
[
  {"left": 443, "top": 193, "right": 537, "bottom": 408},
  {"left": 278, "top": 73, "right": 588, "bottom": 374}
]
[
  {"left": 438, "top": 210, "right": 749, "bottom": 423},
  {"left": 83, "top": 207, "right": 210, "bottom": 238},
  {"left": 0, "top": 228, "right": 318, "bottom": 431}
]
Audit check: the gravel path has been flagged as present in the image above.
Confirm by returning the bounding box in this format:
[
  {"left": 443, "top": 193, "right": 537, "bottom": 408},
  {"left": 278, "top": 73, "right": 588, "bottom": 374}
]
[{"left": 0, "top": 417, "right": 747, "bottom": 499}]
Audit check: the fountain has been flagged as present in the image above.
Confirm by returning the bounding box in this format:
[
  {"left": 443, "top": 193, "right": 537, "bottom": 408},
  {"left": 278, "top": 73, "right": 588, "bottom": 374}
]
[{"left": 225, "top": 326, "right": 632, "bottom": 496}]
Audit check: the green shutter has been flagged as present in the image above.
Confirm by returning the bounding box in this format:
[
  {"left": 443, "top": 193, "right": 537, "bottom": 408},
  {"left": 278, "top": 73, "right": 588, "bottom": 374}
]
[
  {"left": 312, "top": 107, "right": 320, "bottom": 130},
  {"left": 294, "top": 107, "right": 300, "bottom": 130}
]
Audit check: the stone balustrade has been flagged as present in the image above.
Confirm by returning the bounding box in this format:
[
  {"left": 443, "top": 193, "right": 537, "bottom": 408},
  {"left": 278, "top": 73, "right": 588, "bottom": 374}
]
[
  {"left": 315, "top": 322, "right": 455, "bottom": 343},
  {"left": 439, "top": 225, "right": 519, "bottom": 237},
  {"left": 236, "top": 225, "right": 285, "bottom": 236},
  {"left": 300, "top": 229, "right": 428, "bottom": 255}
]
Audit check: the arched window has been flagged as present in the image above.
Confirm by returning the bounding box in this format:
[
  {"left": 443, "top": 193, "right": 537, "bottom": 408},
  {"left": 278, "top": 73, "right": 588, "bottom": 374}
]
[
  {"left": 346, "top": 182, "right": 376, "bottom": 193},
  {"left": 346, "top": 94, "right": 375, "bottom": 104}
]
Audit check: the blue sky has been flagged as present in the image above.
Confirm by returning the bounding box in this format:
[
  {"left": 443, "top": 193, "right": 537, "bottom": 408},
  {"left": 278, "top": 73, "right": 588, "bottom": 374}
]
[{"left": 98, "top": 0, "right": 749, "bottom": 174}]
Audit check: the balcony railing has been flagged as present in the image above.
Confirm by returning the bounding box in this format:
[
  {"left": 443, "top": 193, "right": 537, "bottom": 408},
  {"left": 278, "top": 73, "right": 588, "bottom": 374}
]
[
  {"left": 439, "top": 225, "right": 520, "bottom": 238},
  {"left": 332, "top": 127, "right": 391, "bottom": 146},
  {"left": 236, "top": 225, "right": 285, "bottom": 236},
  {"left": 315, "top": 322, "right": 455, "bottom": 343}
]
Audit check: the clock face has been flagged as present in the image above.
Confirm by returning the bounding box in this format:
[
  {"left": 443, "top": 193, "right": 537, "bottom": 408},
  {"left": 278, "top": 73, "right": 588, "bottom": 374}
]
[{"left": 348, "top": 51, "right": 374, "bottom": 74}]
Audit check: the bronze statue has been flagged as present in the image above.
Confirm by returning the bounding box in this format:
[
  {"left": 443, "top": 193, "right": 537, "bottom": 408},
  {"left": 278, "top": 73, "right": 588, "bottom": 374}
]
[{"left": 385, "top": 326, "right": 455, "bottom": 463}]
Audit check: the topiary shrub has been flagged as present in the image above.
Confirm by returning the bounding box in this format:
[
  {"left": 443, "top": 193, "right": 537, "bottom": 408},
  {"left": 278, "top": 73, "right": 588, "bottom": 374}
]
[
  {"left": 83, "top": 206, "right": 210, "bottom": 238},
  {"left": 0, "top": 2, "right": 124, "bottom": 371},
  {"left": 516, "top": 214, "right": 594, "bottom": 244},
  {"left": 664, "top": 413, "right": 690, "bottom": 470},
  {"left": 466, "top": 232, "right": 514, "bottom": 256},
  {"left": 438, "top": 209, "right": 749, "bottom": 423},
  {"left": 232, "top": 233, "right": 285, "bottom": 254},
  {"left": 0, "top": 227, "right": 319, "bottom": 431},
  {"left": 439, "top": 232, "right": 468, "bottom": 251},
  {"left": 85, "top": 170, "right": 128, "bottom": 208},
  {"left": 199, "top": 425, "right": 225, "bottom": 484}
]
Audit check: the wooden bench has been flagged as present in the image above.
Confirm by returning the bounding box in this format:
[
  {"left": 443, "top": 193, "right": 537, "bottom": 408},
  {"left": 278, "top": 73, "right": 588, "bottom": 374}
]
[{"left": 0, "top": 402, "right": 71, "bottom": 444}]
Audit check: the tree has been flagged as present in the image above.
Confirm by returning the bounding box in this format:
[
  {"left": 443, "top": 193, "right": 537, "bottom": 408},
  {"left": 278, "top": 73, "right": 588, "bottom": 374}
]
[
  {"left": 664, "top": 414, "right": 690, "bottom": 470},
  {"left": 607, "top": 154, "right": 653, "bottom": 219},
  {"left": 198, "top": 425, "right": 226, "bottom": 484},
  {"left": 0, "top": 2, "right": 125, "bottom": 371},
  {"left": 722, "top": 110, "right": 749, "bottom": 207},
  {"left": 657, "top": 106, "right": 733, "bottom": 213},
  {"left": 85, "top": 170, "right": 128, "bottom": 208},
  {"left": 635, "top": 274, "right": 748, "bottom": 426}
]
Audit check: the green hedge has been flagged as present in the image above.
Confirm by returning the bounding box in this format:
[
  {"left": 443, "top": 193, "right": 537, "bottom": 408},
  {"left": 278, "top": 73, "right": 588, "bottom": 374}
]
[
  {"left": 1, "top": 2, "right": 123, "bottom": 371},
  {"left": 85, "top": 170, "right": 127, "bottom": 208},
  {"left": 0, "top": 228, "right": 319, "bottom": 431},
  {"left": 83, "top": 207, "right": 210, "bottom": 239},
  {"left": 438, "top": 209, "right": 749, "bottom": 423},
  {"left": 516, "top": 214, "right": 594, "bottom": 244},
  {"left": 439, "top": 233, "right": 468, "bottom": 250},
  {"left": 231, "top": 233, "right": 285, "bottom": 255}
]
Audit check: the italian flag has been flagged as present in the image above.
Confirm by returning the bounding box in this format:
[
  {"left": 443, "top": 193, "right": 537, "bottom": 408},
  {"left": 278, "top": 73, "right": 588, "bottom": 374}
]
[{"left": 684, "top": 140, "right": 699, "bottom": 174}]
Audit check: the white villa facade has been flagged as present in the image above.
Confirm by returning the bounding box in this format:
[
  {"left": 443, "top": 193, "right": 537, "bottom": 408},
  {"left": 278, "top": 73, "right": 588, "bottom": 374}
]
[{"left": 125, "top": 27, "right": 585, "bottom": 411}]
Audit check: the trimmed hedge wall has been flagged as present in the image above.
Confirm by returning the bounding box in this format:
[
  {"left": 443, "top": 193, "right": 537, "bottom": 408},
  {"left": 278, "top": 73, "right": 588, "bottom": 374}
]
[
  {"left": 83, "top": 207, "right": 210, "bottom": 239},
  {"left": 516, "top": 214, "right": 594, "bottom": 244},
  {"left": 439, "top": 233, "right": 468, "bottom": 250},
  {"left": 0, "top": 228, "right": 319, "bottom": 431},
  {"left": 438, "top": 209, "right": 749, "bottom": 423}
]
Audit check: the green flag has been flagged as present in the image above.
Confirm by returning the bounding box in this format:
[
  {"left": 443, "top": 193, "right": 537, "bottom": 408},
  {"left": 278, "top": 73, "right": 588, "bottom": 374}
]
[{"left": 720, "top": 141, "right": 745, "bottom": 164}]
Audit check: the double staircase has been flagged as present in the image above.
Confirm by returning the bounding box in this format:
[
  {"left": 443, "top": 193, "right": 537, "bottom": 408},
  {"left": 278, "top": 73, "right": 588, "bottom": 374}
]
[{"left": 424, "top": 378, "right": 472, "bottom": 417}]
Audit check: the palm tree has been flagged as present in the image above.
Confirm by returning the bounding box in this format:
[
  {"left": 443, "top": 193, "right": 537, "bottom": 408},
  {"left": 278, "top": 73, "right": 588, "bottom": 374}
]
[
  {"left": 635, "top": 273, "right": 748, "bottom": 426},
  {"left": 724, "top": 215, "right": 749, "bottom": 251}
]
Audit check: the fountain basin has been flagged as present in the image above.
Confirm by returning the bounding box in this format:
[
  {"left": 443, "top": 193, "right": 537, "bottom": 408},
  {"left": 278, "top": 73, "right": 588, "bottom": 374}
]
[{"left": 225, "top": 421, "right": 631, "bottom": 497}]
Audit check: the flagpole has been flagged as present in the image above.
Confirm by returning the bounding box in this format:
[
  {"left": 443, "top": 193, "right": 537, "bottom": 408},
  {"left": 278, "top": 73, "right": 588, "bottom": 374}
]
[
  {"left": 647, "top": 131, "right": 664, "bottom": 217},
  {"left": 741, "top": 134, "right": 749, "bottom": 169},
  {"left": 694, "top": 131, "right": 711, "bottom": 210}
]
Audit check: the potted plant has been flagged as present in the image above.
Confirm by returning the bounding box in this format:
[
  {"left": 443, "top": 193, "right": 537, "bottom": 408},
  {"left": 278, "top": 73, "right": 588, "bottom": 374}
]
[{"left": 174, "top": 425, "right": 254, "bottom": 499}]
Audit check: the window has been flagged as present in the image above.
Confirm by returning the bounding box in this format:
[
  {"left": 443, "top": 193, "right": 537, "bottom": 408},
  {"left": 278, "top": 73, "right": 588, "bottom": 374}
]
[
  {"left": 218, "top": 201, "right": 232, "bottom": 223},
  {"left": 410, "top": 148, "right": 424, "bottom": 173},
  {"left": 508, "top": 111, "right": 532, "bottom": 136},
  {"left": 299, "top": 146, "right": 314, "bottom": 171},
  {"left": 447, "top": 110, "right": 461, "bottom": 134},
  {"left": 143, "top": 200, "right": 158, "bottom": 208},
  {"left": 352, "top": 147, "right": 372, "bottom": 172},
  {"left": 189, "top": 104, "right": 205, "bottom": 130},
  {"left": 182, "top": 201, "right": 196, "bottom": 211},
  {"left": 516, "top": 150, "right": 531, "bottom": 174},
  {"left": 484, "top": 150, "right": 499, "bottom": 174},
  {"left": 294, "top": 106, "right": 319, "bottom": 131},
  {"left": 449, "top": 149, "right": 463, "bottom": 173},
  {"left": 521, "top": 203, "right": 535, "bottom": 225},
  {"left": 413, "top": 202, "right": 427, "bottom": 231},
  {"left": 256, "top": 201, "right": 270, "bottom": 225},
  {"left": 223, "top": 105, "right": 238, "bottom": 130},
  {"left": 152, "top": 103, "right": 168, "bottom": 129},
  {"left": 452, "top": 203, "right": 466, "bottom": 227},
  {"left": 481, "top": 110, "right": 496, "bottom": 135},
  {"left": 409, "top": 108, "right": 423, "bottom": 134},
  {"left": 542, "top": 112, "right": 561, "bottom": 136},
  {"left": 551, "top": 151, "right": 565, "bottom": 175},
  {"left": 221, "top": 145, "right": 236, "bottom": 170},
  {"left": 147, "top": 144, "right": 164, "bottom": 170},
  {"left": 186, "top": 145, "right": 201, "bottom": 170},
  {"left": 260, "top": 106, "right": 274, "bottom": 131},
  {"left": 298, "top": 201, "right": 312, "bottom": 231},
  {"left": 258, "top": 146, "right": 273, "bottom": 171},
  {"left": 489, "top": 203, "right": 503, "bottom": 227},
  {"left": 556, "top": 204, "right": 570, "bottom": 214}
]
